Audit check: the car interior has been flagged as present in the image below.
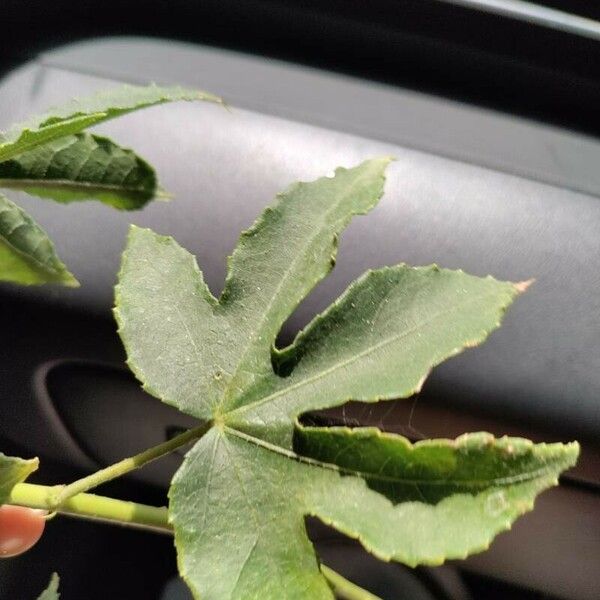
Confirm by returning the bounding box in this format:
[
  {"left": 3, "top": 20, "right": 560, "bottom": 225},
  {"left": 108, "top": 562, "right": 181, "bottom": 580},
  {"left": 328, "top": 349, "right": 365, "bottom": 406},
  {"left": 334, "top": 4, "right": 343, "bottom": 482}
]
[{"left": 1, "top": 1, "right": 599, "bottom": 599}]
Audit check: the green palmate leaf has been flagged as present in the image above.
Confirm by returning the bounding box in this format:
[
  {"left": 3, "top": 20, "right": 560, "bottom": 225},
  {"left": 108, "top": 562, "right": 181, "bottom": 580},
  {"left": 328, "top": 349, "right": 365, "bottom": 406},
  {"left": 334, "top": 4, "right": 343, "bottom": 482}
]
[
  {"left": 0, "top": 193, "right": 77, "bottom": 286},
  {"left": 37, "top": 574, "right": 60, "bottom": 600},
  {"left": 0, "top": 452, "right": 38, "bottom": 504},
  {"left": 0, "top": 133, "right": 157, "bottom": 210},
  {"left": 0, "top": 83, "right": 222, "bottom": 162},
  {"left": 114, "top": 158, "right": 578, "bottom": 599}
]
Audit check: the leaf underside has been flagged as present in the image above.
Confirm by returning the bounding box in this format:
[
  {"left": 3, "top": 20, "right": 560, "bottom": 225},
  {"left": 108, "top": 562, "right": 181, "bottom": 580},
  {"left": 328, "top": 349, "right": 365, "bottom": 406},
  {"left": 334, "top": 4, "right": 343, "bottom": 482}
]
[
  {"left": 0, "top": 193, "right": 78, "bottom": 286},
  {"left": 0, "top": 133, "right": 157, "bottom": 210},
  {"left": 37, "top": 574, "right": 60, "bottom": 600},
  {"left": 114, "top": 158, "right": 578, "bottom": 599},
  {"left": 0, "top": 83, "right": 222, "bottom": 163}
]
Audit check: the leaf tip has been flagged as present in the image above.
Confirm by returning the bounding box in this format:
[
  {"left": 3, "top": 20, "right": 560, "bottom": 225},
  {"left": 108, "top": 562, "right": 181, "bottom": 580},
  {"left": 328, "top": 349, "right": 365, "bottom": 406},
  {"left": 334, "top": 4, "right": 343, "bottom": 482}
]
[
  {"left": 63, "top": 273, "right": 80, "bottom": 288},
  {"left": 218, "top": 97, "right": 233, "bottom": 112},
  {"left": 565, "top": 440, "right": 581, "bottom": 464},
  {"left": 155, "top": 186, "right": 174, "bottom": 201},
  {"left": 513, "top": 279, "right": 535, "bottom": 294},
  {"left": 368, "top": 155, "right": 396, "bottom": 174},
  {"left": 127, "top": 223, "right": 145, "bottom": 237}
]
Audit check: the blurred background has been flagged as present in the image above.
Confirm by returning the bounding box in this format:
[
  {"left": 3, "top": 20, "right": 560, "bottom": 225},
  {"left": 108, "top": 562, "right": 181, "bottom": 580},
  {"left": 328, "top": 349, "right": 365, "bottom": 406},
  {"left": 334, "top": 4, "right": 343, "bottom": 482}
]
[{"left": 0, "top": 1, "right": 599, "bottom": 599}]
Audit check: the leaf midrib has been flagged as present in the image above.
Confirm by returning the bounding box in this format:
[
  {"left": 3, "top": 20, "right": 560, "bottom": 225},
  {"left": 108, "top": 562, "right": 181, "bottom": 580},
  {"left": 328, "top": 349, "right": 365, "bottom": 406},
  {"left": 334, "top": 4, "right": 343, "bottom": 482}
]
[
  {"left": 222, "top": 427, "right": 565, "bottom": 488},
  {"left": 221, "top": 166, "right": 379, "bottom": 409},
  {"left": 0, "top": 199, "right": 64, "bottom": 275},
  {"left": 0, "top": 114, "right": 107, "bottom": 162},
  {"left": 225, "top": 286, "right": 510, "bottom": 419},
  {"left": 0, "top": 178, "right": 153, "bottom": 195}
]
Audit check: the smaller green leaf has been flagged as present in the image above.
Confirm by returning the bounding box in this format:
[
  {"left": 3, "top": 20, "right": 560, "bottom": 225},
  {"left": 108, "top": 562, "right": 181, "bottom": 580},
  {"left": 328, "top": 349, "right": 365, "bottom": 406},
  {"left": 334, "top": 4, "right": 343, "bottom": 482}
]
[
  {"left": 0, "top": 193, "right": 78, "bottom": 286},
  {"left": 0, "top": 133, "right": 158, "bottom": 210},
  {"left": 0, "top": 83, "right": 222, "bottom": 162},
  {"left": 0, "top": 452, "right": 38, "bottom": 504},
  {"left": 37, "top": 573, "right": 60, "bottom": 600}
]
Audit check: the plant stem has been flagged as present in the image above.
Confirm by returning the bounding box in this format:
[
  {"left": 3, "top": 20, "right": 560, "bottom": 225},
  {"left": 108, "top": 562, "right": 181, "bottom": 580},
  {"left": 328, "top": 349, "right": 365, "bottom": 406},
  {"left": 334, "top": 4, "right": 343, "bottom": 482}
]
[
  {"left": 51, "top": 421, "right": 212, "bottom": 506},
  {"left": 320, "top": 565, "right": 382, "bottom": 600},
  {"left": 9, "top": 482, "right": 380, "bottom": 600},
  {"left": 9, "top": 420, "right": 379, "bottom": 599},
  {"left": 9, "top": 483, "right": 172, "bottom": 533}
]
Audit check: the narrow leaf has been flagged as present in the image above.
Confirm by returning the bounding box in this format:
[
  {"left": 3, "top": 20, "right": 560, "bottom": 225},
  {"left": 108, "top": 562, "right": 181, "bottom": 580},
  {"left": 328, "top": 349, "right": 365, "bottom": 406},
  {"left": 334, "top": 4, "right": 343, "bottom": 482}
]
[
  {"left": 0, "top": 452, "right": 38, "bottom": 504},
  {"left": 298, "top": 431, "right": 578, "bottom": 568},
  {"left": 0, "top": 133, "right": 157, "bottom": 210},
  {"left": 295, "top": 427, "right": 579, "bottom": 504},
  {"left": 220, "top": 157, "right": 393, "bottom": 402},
  {"left": 37, "top": 574, "right": 60, "bottom": 600},
  {"left": 0, "top": 84, "right": 222, "bottom": 162},
  {"left": 0, "top": 193, "right": 78, "bottom": 286},
  {"left": 227, "top": 265, "right": 524, "bottom": 446},
  {"left": 114, "top": 226, "right": 222, "bottom": 419}
]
